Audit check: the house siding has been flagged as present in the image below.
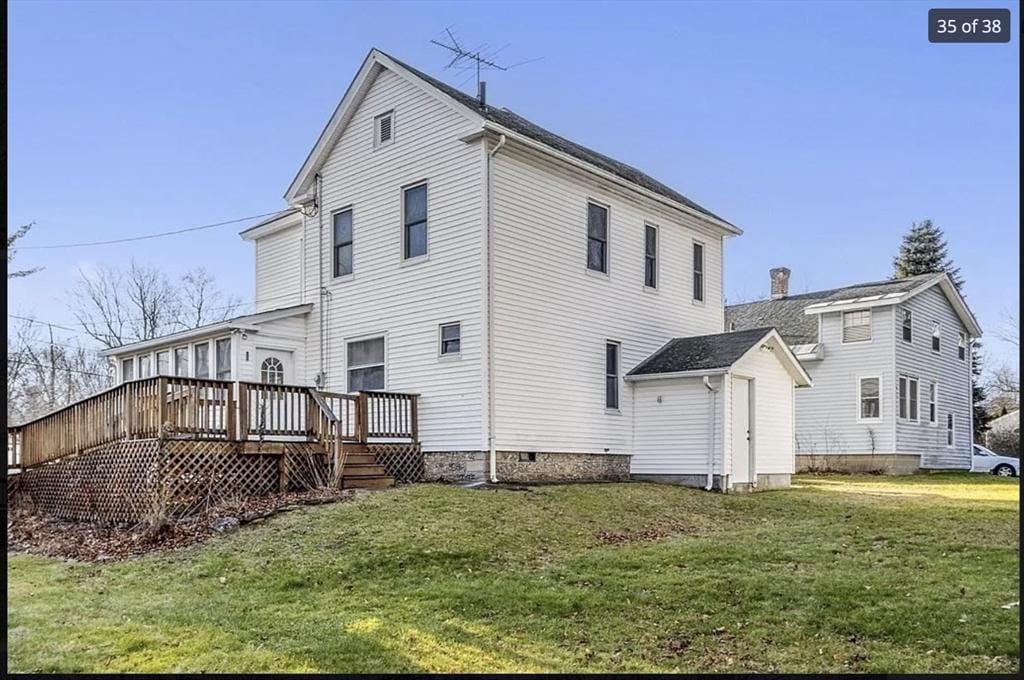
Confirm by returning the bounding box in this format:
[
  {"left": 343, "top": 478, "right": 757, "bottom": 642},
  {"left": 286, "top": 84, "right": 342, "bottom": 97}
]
[
  {"left": 732, "top": 343, "right": 797, "bottom": 475},
  {"left": 300, "top": 67, "right": 486, "bottom": 452},
  {"left": 894, "top": 286, "right": 972, "bottom": 469},
  {"left": 630, "top": 376, "right": 725, "bottom": 475},
  {"left": 490, "top": 144, "right": 726, "bottom": 454},
  {"left": 794, "top": 307, "right": 896, "bottom": 457},
  {"left": 237, "top": 315, "right": 308, "bottom": 383},
  {"left": 254, "top": 224, "right": 303, "bottom": 312}
]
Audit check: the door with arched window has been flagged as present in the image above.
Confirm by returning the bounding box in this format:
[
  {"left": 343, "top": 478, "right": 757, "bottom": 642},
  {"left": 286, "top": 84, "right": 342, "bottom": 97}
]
[{"left": 254, "top": 349, "right": 293, "bottom": 385}]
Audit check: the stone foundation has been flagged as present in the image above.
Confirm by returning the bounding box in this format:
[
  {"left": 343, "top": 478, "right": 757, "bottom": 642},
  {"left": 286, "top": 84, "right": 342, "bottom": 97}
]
[
  {"left": 422, "top": 451, "right": 488, "bottom": 483},
  {"left": 495, "top": 452, "right": 630, "bottom": 483},
  {"left": 796, "top": 453, "right": 922, "bottom": 475}
]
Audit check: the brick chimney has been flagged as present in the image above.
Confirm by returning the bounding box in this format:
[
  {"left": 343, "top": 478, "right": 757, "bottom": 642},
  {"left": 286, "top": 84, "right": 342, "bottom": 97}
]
[{"left": 770, "top": 267, "right": 790, "bottom": 299}]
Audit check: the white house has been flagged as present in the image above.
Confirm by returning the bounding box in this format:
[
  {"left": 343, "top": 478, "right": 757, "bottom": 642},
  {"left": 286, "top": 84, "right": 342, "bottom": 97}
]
[
  {"left": 726, "top": 268, "right": 982, "bottom": 473},
  {"left": 102, "top": 48, "right": 809, "bottom": 490}
]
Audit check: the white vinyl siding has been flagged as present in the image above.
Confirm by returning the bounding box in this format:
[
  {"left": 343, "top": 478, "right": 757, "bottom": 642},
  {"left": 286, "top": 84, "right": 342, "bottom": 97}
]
[
  {"left": 254, "top": 223, "right": 303, "bottom": 311},
  {"left": 842, "top": 310, "right": 872, "bottom": 343},
  {"left": 631, "top": 376, "right": 725, "bottom": 475},
  {"left": 731, "top": 340, "right": 798, "bottom": 476}
]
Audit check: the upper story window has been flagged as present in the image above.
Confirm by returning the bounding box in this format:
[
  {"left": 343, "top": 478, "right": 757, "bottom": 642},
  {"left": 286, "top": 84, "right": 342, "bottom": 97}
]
[
  {"left": 929, "top": 381, "right": 938, "bottom": 424},
  {"left": 215, "top": 338, "right": 232, "bottom": 380},
  {"left": 333, "top": 209, "right": 353, "bottom": 277},
  {"left": 958, "top": 332, "right": 967, "bottom": 361},
  {"left": 898, "top": 375, "right": 919, "bottom": 421},
  {"left": 122, "top": 358, "right": 135, "bottom": 381},
  {"left": 858, "top": 376, "right": 881, "bottom": 420},
  {"left": 374, "top": 111, "right": 394, "bottom": 148},
  {"left": 901, "top": 309, "right": 913, "bottom": 342},
  {"left": 194, "top": 343, "right": 210, "bottom": 378},
  {"left": 692, "top": 242, "right": 705, "bottom": 302},
  {"left": 931, "top": 322, "right": 941, "bottom": 352},
  {"left": 842, "top": 310, "right": 872, "bottom": 343},
  {"left": 174, "top": 347, "right": 189, "bottom": 377},
  {"left": 348, "top": 336, "right": 386, "bottom": 391},
  {"left": 644, "top": 224, "right": 658, "bottom": 289},
  {"left": 439, "top": 322, "right": 461, "bottom": 356},
  {"left": 946, "top": 412, "right": 954, "bottom": 446},
  {"left": 605, "top": 341, "right": 620, "bottom": 410},
  {"left": 587, "top": 202, "right": 609, "bottom": 273},
  {"left": 403, "top": 183, "right": 428, "bottom": 260}
]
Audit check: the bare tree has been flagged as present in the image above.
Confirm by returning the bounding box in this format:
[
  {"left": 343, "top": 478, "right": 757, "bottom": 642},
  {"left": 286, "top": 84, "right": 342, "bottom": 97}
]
[
  {"left": 7, "top": 222, "right": 43, "bottom": 279},
  {"left": 69, "top": 261, "right": 239, "bottom": 350},
  {"left": 996, "top": 308, "right": 1019, "bottom": 348}
]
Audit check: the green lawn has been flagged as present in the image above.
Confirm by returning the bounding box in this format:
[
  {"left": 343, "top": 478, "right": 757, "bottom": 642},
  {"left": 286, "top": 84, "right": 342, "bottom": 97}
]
[{"left": 7, "top": 474, "right": 1020, "bottom": 673}]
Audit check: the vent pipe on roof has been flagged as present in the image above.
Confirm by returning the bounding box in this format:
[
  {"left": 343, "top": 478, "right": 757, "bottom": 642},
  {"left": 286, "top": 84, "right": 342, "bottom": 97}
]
[
  {"left": 477, "top": 81, "right": 487, "bottom": 108},
  {"left": 770, "top": 267, "right": 790, "bottom": 299}
]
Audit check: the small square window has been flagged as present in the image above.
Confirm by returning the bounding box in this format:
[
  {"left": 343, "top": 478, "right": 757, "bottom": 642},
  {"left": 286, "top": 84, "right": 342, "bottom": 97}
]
[
  {"left": 375, "top": 111, "right": 394, "bottom": 147},
  {"left": 519, "top": 452, "right": 537, "bottom": 462},
  {"left": 440, "top": 322, "right": 461, "bottom": 356}
]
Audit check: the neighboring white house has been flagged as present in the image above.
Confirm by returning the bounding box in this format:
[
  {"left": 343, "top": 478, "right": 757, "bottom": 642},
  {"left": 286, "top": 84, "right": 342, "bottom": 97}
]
[
  {"left": 103, "top": 48, "right": 809, "bottom": 490},
  {"left": 726, "top": 268, "right": 982, "bottom": 473}
]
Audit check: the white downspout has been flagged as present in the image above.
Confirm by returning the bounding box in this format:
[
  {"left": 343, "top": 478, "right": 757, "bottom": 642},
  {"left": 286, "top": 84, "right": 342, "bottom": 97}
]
[
  {"left": 703, "top": 375, "right": 719, "bottom": 491},
  {"left": 486, "top": 133, "right": 507, "bottom": 483}
]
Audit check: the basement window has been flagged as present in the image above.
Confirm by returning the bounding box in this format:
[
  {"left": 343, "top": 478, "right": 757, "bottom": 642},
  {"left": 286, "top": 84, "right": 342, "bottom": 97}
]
[
  {"left": 519, "top": 452, "right": 537, "bottom": 462},
  {"left": 374, "top": 111, "right": 394, "bottom": 148}
]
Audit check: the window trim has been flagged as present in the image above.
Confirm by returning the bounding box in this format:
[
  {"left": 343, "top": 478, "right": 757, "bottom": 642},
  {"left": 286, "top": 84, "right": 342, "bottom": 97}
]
[
  {"left": 856, "top": 375, "right": 882, "bottom": 423},
  {"left": 374, "top": 110, "right": 395, "bottom": 149},
  {"left": 841, "top": 309, "right": 873, "bottom": 344},
  {"left": 901, "top": 308, "right": 913, "bottom": 343},
  {"left": 438, "top": 321, "right": 462, "bottom": 359},
  {"left": 928, "top": 381, "right": 938, "bottom": 426},
  {"left": 346, "top": 333, "right": 387, "bottom": 393},
  {"left": 898, "top": 374, "right": 920, "bottom": 422},
  {"left": 605, "top": 340, "right": 621, "bottom": 412},
  {"left": 931, "top": 322, "right": 941, "bottom": 353},
  {"left": 401, "top": 181, "right": 429, "bottom": 263},
  {"left": 332, "top": 206, "right": 355, "bottom": 280},
  {"left": 692, "top": 239, "right": 705, "bottom": 304},
  {"left": 957, "top": 332, "right": 967, "bottom": 361},
  {"left": 643, "top": 222, "right": 659, "bottom": 290}
]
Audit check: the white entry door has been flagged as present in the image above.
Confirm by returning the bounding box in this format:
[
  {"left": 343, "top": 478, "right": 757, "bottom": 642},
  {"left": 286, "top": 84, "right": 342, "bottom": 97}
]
[
  {"left": 731, "top": 377, "right": 754, "bottom": 485},
  {"left": 255, "top": 348, "right": 294, "bottom": 385}
]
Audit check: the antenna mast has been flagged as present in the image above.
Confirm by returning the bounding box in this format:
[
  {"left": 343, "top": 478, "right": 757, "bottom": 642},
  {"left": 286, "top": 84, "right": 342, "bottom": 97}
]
[{"left": 430, "top": 28, "right": 510, "bottom": 107}]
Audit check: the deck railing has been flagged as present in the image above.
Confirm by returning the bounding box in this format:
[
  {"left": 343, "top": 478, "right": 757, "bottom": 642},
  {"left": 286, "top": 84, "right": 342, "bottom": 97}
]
[{"left": 9, "top": 377, "right": 419, "bottom": 470}]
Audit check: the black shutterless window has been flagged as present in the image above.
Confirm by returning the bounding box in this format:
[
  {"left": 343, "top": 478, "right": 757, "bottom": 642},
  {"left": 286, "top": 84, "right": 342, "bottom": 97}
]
[
  {"left": 644, "top": 225, "right": 657, "bottom": 288},
  {"left": 333, "top": 209, "right": 353, "bottom": 277},
  {"left": 605, "top": 342, "right": 620, "bottom": 409},
  {"left": 692, "top": 242, "right": 705, "bottom": 301},
  {"left": 587, "top": 203, "right": 608, "bottom": 273},
  {"left": 403, "top": 184, "right": 428, "bottom": 259}
]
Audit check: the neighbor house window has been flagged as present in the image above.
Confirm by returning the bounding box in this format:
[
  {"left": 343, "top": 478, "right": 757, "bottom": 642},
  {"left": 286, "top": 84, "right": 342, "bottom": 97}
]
[
  {"left": 605, "top": 341, "right": 620, "bottom": 410},
  {"left": 946, "top": 413, "right": 954, "bottom": 447},
  {"left": 374, "top": 110, "right": 394, "bottom": 147},
  {"left": 958, "top": 332, "right": 967, "bottom": 361},
  {"left": 644, "top": 224, "right": 658, "bottom": 288},
  {"left": 929, "top": 382, "right": 938, "bottom": 424},
  {"left": 692, "top": 242, "right": 705, "bottom": 302},
  {"left": 898, "top": 375, "right": 919, "bottom": 421},
  {"left": 932, "top": 323, "right": 941, "bottom": 352},
  {"left": 901, "top": 309, "right": 913, "bottom": 342},
  {"left": 403, "top": 183, "right": 428, "bottom": 260},
  {"left": 439, "top": 322, "right": 461, "bottom": 356},
  {"left": 260, "top": 357, "right": 284, "bottom": 384},
  {"left": 156, "top": 350, "right": 170, "bottom": 376},
  {"left": 194, "top": 343, "right": 210, "bottom": 378},
  {"left": 348, "top": 336, "right": 385, "bottom": 391},
  {"left": 858, "top": 377, "right": 880, "bottom": 420},
  {"left": 587, "top": 202, "right": 608, "bottom": 273},
  {"left": 333, "top": 209, "right": 353, "bottom": 277},
  {"left": 121, "top": 358, "right": 134, "bottom": 382},
  {"left": 174, "top": 347, "right": 189, "bottom": 376},
  {"left": 139, "top": 355, "right": 152, "bottom": 378},
  {"left": 215, "top": 338, "right": 232, "bottom": 380},
  {"left": 842, "top": 310, "right": 872, "bottom": 343}
]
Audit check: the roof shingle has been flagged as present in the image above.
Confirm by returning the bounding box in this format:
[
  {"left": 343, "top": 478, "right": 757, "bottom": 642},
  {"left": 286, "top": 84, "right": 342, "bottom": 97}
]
[{"left": 628, "top": 327, "right": 775, "bottom": 376}]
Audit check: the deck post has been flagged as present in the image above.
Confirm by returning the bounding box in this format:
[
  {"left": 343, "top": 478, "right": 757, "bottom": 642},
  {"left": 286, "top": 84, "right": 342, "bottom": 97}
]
[
  {"left": 410, "top": 395, "right": 419, "bottom": 443},
  {"left": 226, "top": 381, "right": 237, "bottom": 442},
  {"left": 357, "top": 392, "right": 369, "bottom": 443},
  {"left": 238, "top": 382, "right": 249, "bottom": 442},
  {"left": 157, "top": 377, "right": 168, "bottom": 440}
]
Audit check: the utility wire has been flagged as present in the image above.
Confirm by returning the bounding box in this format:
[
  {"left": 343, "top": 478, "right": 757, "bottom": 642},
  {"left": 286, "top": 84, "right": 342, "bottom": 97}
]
[
  {"left": 7, "top": 359, "right": 109, "bottom": 378},
  {"left": 12, "top": 209, "right": 295, "bottom": 250}
]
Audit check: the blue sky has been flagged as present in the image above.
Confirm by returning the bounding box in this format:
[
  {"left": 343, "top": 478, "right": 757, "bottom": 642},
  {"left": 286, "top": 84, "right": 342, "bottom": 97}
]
[{"left": 7, "top": 0, "right": 1020, "bottom": 370}]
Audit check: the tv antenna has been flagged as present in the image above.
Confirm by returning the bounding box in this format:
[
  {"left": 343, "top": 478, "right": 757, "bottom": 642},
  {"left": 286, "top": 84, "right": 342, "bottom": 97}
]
[{"left": 430, "top": 27, "right": 540, "bottom": 107}]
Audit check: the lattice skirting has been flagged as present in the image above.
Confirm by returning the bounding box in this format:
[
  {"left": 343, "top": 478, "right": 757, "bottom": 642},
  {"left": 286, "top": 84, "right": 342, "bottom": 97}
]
[
  {"left": 11, "top": 439, "right": 330, "bottom": 526},
  {"left": 369, "top": 443, "right": 423, "bottom": 484}
]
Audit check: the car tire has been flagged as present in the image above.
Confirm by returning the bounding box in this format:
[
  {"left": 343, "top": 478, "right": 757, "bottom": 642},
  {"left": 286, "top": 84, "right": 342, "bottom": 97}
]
[{"left": 993, "top": 464, "right": 1016, "bottom": 477}]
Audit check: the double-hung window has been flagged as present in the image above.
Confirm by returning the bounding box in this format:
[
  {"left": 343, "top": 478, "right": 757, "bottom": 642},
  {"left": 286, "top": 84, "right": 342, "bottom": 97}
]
[
  {"left": 156, "top": 350, "right": 170, "bottom": 376},
  {"left": 215, "top": 338, "right": 232, "bottom": 380},
  {"left": 605, "top": 341, "right": 620, "bottom": 410},
  {"left": 858, "top": 377, "right": 881, "bottom": 420},
  {"left": 901, "top": 309, "right": 913, "bottom": 342},
  {"left": 692, "top": 242, "right": 705, "bottom": 302},
  {"left": 174, "top": 346, "right": 189, "bottom": 376},
  {"left": 898, "top": 375, "right": 919, "bottom": 421},
  {"left": 946, "top": 413, "right": 955, "bottom": 447},
  {"left": 644, "top": 224, "right": 657, "bottom": 288},
  {"left": 587, "top": 202, "right": 608, "bottom": 273},
  {"left": 348, "top": 336, "right": 385, "bottom": 391},
  {"left": 958, "top": 332, "right": 967, "bottom": 361},
  {"left": 139, "top": 355, "right": 152, "bottom": 378},
  {"left": 122, "top": 358, "right": 134, "bottom": 382},
  {"left": 842, "top": 310, "right": 872, "bottom": 343},
  {"left": 403, "top": 183, "right": 428, "bottom": 260},
  {"left": 929, "top": 382, "right": 938, "bottom": 424},
  {"left": 194, "top": 343, "right": 210, "bottom": 378},
  {"left": 439, "top": 322, "right": 461, "bottom": 356},
  {"left": 333, "top": 209, "right": 353, "bottom": 277},
  {"left": 932, "top": 323, "right": 941, "bottom": 352}
]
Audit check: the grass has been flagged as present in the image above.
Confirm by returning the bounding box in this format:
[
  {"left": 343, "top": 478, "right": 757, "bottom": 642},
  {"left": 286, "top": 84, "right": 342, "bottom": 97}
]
[{"left": 7, "top": 473, "right": 1019, "bottom": 673}]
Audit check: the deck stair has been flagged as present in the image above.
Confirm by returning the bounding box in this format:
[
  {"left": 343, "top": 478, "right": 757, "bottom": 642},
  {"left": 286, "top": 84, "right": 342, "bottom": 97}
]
[{"left": 339, "top": 442, "right": 394, "bottom": 489}]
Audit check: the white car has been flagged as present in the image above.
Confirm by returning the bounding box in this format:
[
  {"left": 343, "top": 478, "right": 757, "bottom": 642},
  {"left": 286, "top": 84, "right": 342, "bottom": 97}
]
[{"left": 972, "top": 444, "right": 1020, "bottom": 477}]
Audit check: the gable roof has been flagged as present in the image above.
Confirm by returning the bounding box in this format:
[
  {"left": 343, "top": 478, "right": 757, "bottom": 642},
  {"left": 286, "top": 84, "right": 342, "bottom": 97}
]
[
  {"left": 285, "top": 48, "right": 737, "bottom": 233},
  {"left": 626, "top": 327, "right": 811, "bottom": 385},
  {"left": 725, "top": 272, "right": 982, "bottom": 344}
]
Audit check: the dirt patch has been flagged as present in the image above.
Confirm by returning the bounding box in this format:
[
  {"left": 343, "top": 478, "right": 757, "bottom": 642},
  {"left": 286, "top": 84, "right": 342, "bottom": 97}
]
[
  {"left": 596, "top": 522, "right": 701, "bottom": 545},
  {"left": 7, "top": 487, "right": 354, "bottom": 562}
]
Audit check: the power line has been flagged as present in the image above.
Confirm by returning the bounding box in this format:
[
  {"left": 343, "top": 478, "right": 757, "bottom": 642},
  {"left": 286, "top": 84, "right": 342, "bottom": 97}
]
[
  {"left": 13, "top": 209, "right": 295, "bottom": 250},
  {"left": 7, "top": 359, "right": 109, "bottom": 378}
]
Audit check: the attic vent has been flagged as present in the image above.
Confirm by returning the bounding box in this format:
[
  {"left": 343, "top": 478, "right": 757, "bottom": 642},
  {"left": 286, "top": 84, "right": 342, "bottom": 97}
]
[{"left": 375, "top": 111, "right": 394, "bottom": 147}]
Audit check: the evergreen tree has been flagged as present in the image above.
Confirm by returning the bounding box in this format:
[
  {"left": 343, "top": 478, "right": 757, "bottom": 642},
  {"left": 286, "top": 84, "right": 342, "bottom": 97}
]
[
  {"left": 892, "top": 219, "right": 964, "bottom": 290},
  {"left": 972, "top": 342, "right": 992, "bottom": 439}
]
